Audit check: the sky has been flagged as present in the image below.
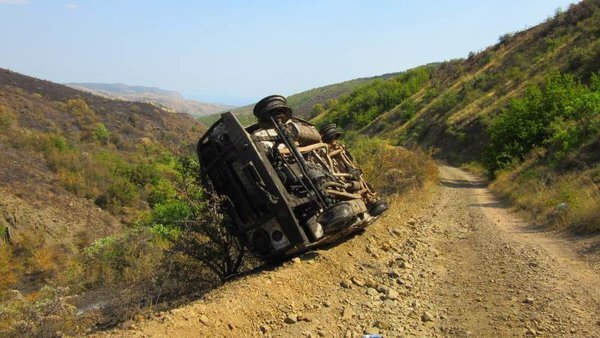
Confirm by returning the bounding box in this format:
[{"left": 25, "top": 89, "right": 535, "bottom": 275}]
[{"left": 0, "top": 0, "right": 577, "bottom": 106}]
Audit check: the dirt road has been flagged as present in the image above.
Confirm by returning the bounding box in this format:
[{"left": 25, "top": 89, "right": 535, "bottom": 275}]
[{"left": 103, "top": 166, "right": 600, "bottom": 337}]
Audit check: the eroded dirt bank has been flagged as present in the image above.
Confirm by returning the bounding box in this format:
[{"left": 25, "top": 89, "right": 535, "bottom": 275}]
[{"left": 100, "top": 166, "right": 600, "bottom": 337}]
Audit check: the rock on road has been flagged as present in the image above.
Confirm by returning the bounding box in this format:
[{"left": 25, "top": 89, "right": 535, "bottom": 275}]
[{"left": 102, "top": 165, "right": 600, "bottom": 337}]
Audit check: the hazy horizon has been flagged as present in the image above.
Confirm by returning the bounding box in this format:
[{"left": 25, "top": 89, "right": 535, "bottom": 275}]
[{"left": 0, "top": 0, "right": 577, "bottom": 106}]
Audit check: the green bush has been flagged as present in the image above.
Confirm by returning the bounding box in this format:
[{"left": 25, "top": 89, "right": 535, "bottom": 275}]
[
  {"left": 49, "top": 134, "right": 69, "bottom": 152},
  {"left": 430, "top": 90, "right": 458, "bottom": 114},
  {"left": 151, "top": 200, "right": 193, "bottom": 229},
  {"left": 318, "top": 66, "right": 432, "bottom": 129},
  {"left": 486, "top": 72, "right": 600, "bottom": 171},
  {"left": 149, "top": 223, "right": 181, "bottom": 240},
  {"left": 399, "top": 98, "right": 417, "bottom": 120},
  {"left": 96, "top": 177, "right": 138, "bottom": 210},
  {"left": 78, "top": 229, "right": 163, "bottom": 289},
  {"left": 128, "top": 163, "right": 160, "bottom": 187},
  {"left": 142, "top": 156, "right": 203, "bottom": 229},
  {"left": 92, "top": 123, "right": 110, "bottom": 145},
  {"left": 146, "top": 179, "right": 177, "bottom": 207}
]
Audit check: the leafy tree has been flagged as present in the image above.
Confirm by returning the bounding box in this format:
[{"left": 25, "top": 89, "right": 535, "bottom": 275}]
[
  {"left": 318, "top": 66, "right": 433, "bottom": 129},
  {"left": 486, "top": 72, "right": 600, "bottom": 171}
]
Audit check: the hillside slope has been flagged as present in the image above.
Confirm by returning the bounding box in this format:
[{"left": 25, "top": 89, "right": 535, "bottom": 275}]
[
  {"left": 318, "top": 1, "right": 599, "bottom": 161},
  {"left": 313, "top": 0, "right": 600, "bottom": 231},
  {"left": 286, "top": 72, "right": 402, "bottom": 119},
  {"left": 68, "top": 82, "right": 232, "bottom": 117},
  {"left": 0, "top": 68, "right": 205, "bottom": 291}
]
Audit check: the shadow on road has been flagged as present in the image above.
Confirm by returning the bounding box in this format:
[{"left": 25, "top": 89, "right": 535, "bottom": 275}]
[
  {"left": 440, "top": 178, "right": 487, "bottom": 189},
  {"left": 469, "top": 201, "right": 505, "bottom": 209},
  {"left": 580, "top": 239, "right": 600, "bottom": 255}
]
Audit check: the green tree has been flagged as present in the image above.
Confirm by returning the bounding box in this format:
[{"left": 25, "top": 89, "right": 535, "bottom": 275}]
[{"left": 486, "top": 72, "right": 600, "bottom": 171}]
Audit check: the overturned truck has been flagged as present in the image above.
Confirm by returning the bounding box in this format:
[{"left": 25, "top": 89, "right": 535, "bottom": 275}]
[{"left": 197, "top": 95, "right": 388, "bottom": 259}]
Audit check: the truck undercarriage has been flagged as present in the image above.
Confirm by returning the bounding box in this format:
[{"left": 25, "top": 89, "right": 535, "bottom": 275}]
[{"left": 197, "top": 95, "right": 387, "bottom": 259}]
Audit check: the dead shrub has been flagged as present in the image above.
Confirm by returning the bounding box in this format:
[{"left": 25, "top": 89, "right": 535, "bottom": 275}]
[
  {"left": 76, "top": 229, "right": 164, "bottom": 291},
  {"left": 347, "top": 135, "right": 438, "bottom": 195},
  {"left": 0, "top": 286, "right": 86, "bottom": 338},
  {"left": 170, "top": 193, "right": 251, "bottom": 282},
  {"left": 492, "top": 160, "right": 600, "bottom": 233}
]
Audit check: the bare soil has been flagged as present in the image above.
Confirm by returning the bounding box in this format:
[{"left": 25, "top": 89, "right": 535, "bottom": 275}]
[{"left": 100, "top": 165, "right": 600, "bottom": 337}]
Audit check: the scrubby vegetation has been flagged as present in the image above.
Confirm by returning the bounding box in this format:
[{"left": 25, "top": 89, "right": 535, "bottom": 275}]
[
  {"left": 492, "top": 152, "right": 600, "bottom": 233},
  {"left": 486, "top": 72, "right": 600, "bottom": 171},
  {"left": 314, "top": 66, "right": 433, "bottom": 129},
  {"left": 0, "top": 286, "right": 86, "bottom": 337},
  {"left": 308, "top": 0, "right": 600, "bottom": 233},
  {"left": 0, "top": 123, "right": 252, "bottom": 334},
  {"left": 344, "top": 133, "right": 438, "bottom": 195},
  {"left": 484, "top": 72, "right": 599, "bottom": 232},
  {"left": 0, "top": 68, "right": 254, "bottom": 335}
]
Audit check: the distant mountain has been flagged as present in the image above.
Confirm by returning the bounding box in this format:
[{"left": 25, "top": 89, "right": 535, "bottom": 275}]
[{"left": 67, "top": 82, "right": 233, "bottom": 117}]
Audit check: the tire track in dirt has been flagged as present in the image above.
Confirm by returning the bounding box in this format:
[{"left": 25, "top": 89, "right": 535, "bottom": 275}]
[{"left": 429, "top": 166, "right": 600, "bottom": 337}]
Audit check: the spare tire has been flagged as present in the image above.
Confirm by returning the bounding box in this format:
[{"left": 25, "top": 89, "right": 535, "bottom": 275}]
[
  {"left": 318, "top": 203, "right": 357, "bottom": 234},
  {"left": 320, "top": 124, "right": 341, "bottom": 143},
  {"left": 253, "top": 95, "right": 292, "bottom": 124},
  {"left": 368, "top": 199, "right": 389, "bottom": 216}
]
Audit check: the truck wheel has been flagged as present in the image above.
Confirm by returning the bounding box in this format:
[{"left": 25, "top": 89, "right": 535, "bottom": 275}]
[
  {"left": 253, "top": 95, "right": 292, "bottom": 123},
  {"left": 318, "top": 203, "right": 356, "bottom": 234},
  {"left": 369, "top": 199, "right": 389, "bottom": 216}
]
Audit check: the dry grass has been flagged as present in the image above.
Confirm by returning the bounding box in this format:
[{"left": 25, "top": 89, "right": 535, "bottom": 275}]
[
  {"left": 0, "top": 105, "right": 16, "bottom": 133},
  {"left": 0, "top": 245, "right": 17, "bottom": 292},
  {"left": 0, "top": 286, "right": 88, "bottom": 337},
  {"left": 491, "top": 157, "right": 600, "bottom": 233},
  {"left": 460, "top": 161, "right": 489, "bottom": 178},
  {"left": 348, "top": 136, "right": 439, "bottom": 196}
]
